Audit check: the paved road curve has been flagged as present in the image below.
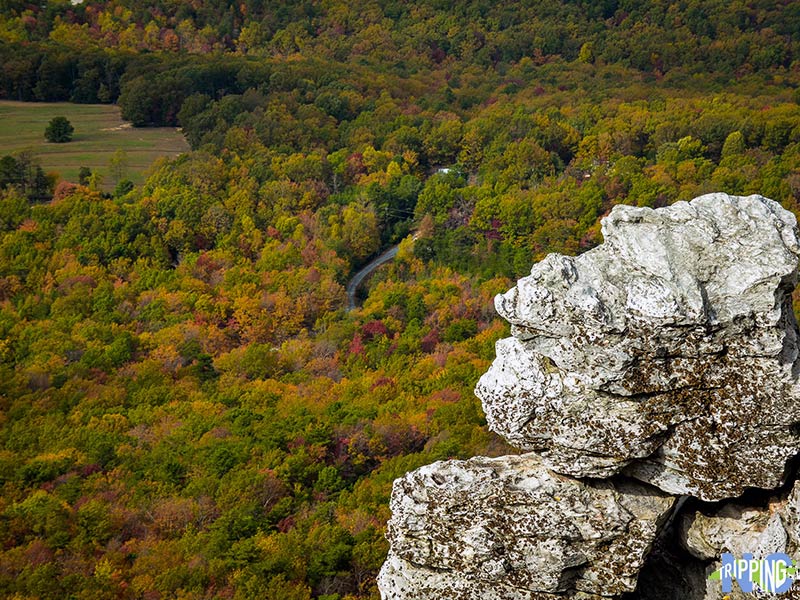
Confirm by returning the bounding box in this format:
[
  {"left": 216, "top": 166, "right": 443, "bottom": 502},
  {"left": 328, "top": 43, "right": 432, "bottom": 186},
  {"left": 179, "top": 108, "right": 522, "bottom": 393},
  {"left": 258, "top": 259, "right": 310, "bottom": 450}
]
[{"left": 346, "top": 244, "right": 401, "bottom": 310}]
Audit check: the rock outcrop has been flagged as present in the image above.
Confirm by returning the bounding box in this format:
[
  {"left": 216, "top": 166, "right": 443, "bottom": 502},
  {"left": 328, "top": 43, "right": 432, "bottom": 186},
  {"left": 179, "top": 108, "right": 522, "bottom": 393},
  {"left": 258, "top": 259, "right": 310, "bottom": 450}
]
[
  {"left": 379, "top": 194, "right": 800, "bottom": 599},
  {"left": 378, "top": 454, "right": 674, "bottom": 599},
  {"left": 476, "top": 193, "right": 800, "bottom": 501}
]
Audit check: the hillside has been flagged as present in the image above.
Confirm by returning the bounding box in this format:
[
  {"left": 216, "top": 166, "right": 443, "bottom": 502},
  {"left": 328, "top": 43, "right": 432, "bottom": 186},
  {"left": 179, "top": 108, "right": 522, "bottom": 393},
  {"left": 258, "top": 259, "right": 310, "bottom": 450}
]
[
  {"left": 0, "top": 101, "right": 188, "bottom": 189},
  {"left": 2, "top": 1, "right": 800, "bottom": 599}
]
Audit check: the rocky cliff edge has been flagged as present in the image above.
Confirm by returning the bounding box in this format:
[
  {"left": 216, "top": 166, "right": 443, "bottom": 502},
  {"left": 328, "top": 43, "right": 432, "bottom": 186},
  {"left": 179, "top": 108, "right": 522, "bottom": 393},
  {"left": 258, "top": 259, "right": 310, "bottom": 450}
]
[{"left": 379, "top": 194, "right": 800, "bottom": 600}]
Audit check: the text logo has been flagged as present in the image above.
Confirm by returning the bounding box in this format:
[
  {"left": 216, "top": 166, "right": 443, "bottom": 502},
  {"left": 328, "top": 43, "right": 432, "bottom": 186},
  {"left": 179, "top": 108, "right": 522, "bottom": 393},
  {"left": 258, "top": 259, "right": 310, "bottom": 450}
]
[{"left": 709, "top": 553, "right": 797, "bottom": 594}]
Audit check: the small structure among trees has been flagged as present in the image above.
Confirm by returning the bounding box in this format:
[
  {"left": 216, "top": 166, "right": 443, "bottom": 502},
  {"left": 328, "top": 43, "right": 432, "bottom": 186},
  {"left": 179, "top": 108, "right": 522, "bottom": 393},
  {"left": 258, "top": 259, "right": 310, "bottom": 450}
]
[{"left": 44, "top": 116, "right": 74, "bottom": 143}]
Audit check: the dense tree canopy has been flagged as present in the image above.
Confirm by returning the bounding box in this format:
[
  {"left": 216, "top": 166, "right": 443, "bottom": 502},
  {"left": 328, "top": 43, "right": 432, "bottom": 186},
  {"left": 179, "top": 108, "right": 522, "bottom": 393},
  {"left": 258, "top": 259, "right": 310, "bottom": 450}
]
[{"left": 3, "top": 1, "right": 800, "bottom": 599}]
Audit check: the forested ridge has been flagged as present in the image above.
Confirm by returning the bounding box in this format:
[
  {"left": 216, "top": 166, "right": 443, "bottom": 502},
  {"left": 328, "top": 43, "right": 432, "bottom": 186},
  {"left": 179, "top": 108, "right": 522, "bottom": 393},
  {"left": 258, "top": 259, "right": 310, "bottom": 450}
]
[{"left": 2, "top": 1, "right": 800, "bottom": 598}]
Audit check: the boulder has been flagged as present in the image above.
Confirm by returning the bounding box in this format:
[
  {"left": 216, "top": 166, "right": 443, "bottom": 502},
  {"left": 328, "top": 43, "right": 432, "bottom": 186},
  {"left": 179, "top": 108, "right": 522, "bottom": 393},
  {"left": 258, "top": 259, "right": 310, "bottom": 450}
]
[
  {"left": 378, "top": 453, "right": 674, "bottom": 599},
  {"left": 379, "top": 194, "right": 800, "bottom": 600},
  {"left": 475, "top": 194, "right": 800, "bottom": 501}
]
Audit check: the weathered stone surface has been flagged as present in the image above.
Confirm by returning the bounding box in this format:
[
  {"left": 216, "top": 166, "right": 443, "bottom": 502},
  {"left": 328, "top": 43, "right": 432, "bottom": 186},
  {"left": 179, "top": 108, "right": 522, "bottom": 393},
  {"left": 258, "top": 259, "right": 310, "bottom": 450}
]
[
  {"left": 475, "top": 193, "right": 800, "bottom": 501},
  {"left": 377, "top": 453, "right": 675, "bottom": 599},
  {"left": 380, "top": 194, "right": 800, "bottom": 600}
]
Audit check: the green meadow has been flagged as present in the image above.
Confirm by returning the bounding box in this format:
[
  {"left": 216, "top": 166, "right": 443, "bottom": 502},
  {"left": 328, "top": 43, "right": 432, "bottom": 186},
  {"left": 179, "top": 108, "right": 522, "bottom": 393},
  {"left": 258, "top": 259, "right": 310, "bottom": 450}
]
[{"left": 0, "top": 100, "right": 189, "bottom": 189}]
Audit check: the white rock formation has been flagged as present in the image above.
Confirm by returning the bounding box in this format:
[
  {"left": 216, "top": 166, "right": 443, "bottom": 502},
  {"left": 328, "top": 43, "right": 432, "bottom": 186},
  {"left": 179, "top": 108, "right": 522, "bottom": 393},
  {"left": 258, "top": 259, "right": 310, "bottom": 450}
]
[
  {"left": 378, "top": 453, "right": 674, "bottom": 599},
  {"left": 476, "top": 193, "right": 800, "bottom": 501},
  {"left": 379, "top": 193, "right": 800, "bottom": 600}
]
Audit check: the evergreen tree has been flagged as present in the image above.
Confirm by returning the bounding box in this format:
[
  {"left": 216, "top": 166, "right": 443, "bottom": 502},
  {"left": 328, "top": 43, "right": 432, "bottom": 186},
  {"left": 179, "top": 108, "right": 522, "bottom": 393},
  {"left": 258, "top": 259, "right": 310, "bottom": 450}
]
[{"left": 44, "top": 116, "right": 74, "bottom": 143}]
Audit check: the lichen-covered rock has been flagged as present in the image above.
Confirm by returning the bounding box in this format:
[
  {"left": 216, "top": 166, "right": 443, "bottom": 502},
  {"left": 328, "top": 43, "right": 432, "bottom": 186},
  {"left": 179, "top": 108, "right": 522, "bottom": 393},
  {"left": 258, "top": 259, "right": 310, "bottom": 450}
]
[
  {"left": 377, "top": 453, "right": 675, "bottom": 599},
  {"left": 475, "top": 193, "right": 800, "bottom": 501},
  {"left": 380, "top": 194, "right": 800, "bottom": 600}
]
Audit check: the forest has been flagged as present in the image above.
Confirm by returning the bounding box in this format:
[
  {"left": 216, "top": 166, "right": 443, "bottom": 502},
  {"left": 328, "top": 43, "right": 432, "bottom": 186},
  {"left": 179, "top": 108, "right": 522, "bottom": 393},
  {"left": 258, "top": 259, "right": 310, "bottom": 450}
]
[{"left": 2, "top": 1, "right": 800, "bottom": 598}]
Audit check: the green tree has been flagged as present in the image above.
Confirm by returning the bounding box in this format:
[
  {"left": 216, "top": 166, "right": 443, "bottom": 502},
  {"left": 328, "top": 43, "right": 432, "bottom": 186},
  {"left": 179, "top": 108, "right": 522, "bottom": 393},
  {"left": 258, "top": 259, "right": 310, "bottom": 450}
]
[
  {"left": 721, "top": 131, "right": 746, "bottom": 158},
  {"left": 108, "top": 149, "right": 129, "bottom": 185},
  {"left": 114, "top": 179, "right": 135, "bottom": 197},
  {"left": 78, "top": 166, "right": 92, "bottom": 185},
  {"left": 44, "top": 116, "right": 74, "bottom": 143},
  {"left": 342, "top": 201, "right": 380, "bottom": 262},
  {"left": 578, "top": 41, "right": 595, "bottom": 63}
]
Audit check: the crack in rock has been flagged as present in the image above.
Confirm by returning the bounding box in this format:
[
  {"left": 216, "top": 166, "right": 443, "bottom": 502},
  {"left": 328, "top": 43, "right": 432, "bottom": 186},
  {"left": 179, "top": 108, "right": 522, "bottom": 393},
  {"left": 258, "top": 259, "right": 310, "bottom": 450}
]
[{"left": 476, "top": 193, "right": 800, "bottom": 501}]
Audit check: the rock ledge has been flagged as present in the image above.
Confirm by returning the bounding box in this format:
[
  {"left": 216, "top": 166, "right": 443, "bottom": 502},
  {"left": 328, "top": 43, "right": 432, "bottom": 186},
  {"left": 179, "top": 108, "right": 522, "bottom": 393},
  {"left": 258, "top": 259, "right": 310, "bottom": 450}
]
[{"left": 379, "top": 194, "right": 800, "bottom": 599}]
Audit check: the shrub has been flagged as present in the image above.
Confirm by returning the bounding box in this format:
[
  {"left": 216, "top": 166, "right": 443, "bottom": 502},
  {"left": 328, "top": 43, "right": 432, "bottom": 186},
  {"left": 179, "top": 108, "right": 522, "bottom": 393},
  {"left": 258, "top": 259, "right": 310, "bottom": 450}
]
[{"left": 44, "top": 116, "right": 74, "bottom": 143}]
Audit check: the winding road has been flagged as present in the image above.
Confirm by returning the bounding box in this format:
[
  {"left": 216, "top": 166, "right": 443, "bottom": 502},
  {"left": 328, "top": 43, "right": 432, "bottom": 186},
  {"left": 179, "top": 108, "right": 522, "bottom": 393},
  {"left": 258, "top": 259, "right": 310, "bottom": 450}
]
[{"left": 346, "top": 243, "right": 401, "bottom": 310}]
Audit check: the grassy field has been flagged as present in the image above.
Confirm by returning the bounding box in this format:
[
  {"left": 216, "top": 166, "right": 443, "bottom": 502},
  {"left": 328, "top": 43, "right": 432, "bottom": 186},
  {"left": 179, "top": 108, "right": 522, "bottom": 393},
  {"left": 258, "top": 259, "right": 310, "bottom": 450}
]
[{"left": 0, "top": 101, "right": 189, "bottom": 190}]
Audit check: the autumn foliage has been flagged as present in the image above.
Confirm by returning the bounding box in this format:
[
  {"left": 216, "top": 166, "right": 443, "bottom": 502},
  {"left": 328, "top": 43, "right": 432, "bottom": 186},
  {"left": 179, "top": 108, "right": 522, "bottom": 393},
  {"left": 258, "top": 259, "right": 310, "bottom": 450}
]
[{"left": 2, "top": 1, "right": 800, "bottom": 599}]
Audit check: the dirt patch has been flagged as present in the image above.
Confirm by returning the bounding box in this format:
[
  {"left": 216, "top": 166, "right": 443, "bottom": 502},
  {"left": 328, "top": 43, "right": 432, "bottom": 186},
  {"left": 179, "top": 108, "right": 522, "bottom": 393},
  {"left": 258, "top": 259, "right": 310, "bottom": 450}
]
[{"left": 100, "top": 123, "right": 132, "bottom": 132}]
